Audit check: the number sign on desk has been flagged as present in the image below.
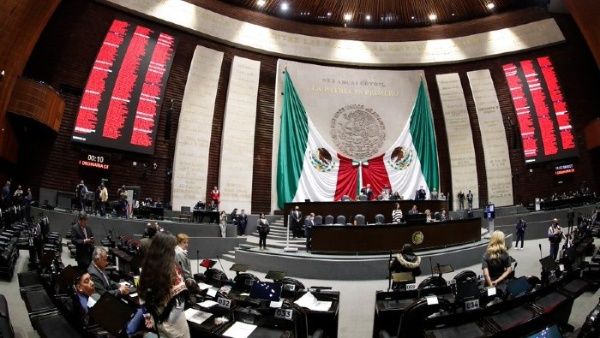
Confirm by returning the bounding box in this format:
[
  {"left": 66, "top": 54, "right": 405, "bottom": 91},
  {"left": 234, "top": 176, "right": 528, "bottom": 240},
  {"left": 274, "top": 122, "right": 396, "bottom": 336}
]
[
  {"left": 465, "top": 299, "right": 480, "bottom": 311},
  {"left": 217, "top": 297, "right": 232, "bottom": 309},
  {"left": 275, "top": 308, "right": 294, "bottom": 321}
]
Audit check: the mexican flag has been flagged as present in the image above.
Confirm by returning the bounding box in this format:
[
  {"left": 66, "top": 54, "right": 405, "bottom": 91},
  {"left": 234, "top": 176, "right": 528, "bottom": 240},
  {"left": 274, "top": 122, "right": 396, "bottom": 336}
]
[{"left": 276, "top": 72, "right": 438, "bottom": 209}]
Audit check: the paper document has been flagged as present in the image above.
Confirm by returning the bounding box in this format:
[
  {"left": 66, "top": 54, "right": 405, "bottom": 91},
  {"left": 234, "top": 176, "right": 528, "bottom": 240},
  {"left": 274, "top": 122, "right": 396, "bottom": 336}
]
[
  {"left": 269, "top": 300, "right": 283, "bottom": 308},
  {"left": 129, "top": 293, "right": 138, "bottom": 298},
  {"left": 184, "top": 308, "right": 212, "bottom": 325},
  {"left": 222, "top": 321, "right": 257, "bottom": 338},
  {"left": 294, "top": 292, "right": 332, "bottom": 312},
  {"left": 198, "top": 282, "right": 212, "bottom": 290},
  {"left": 198, "top": 300, "right": 218, "bottom": 308}
]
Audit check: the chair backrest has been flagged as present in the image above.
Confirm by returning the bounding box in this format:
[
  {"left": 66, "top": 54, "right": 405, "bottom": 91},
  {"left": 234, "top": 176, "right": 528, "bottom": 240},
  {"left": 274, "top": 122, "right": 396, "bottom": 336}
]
[
  {"left": 358, "top": 194, "right": 368, "bottom": 201},
  {"left": 398, "top": 298, "right": 451, "bottom": 337},
  {"left": 314, "top": 215, "right": 323, "bottom": 226},
  {"left": 374, "top": 214, "right": 385, "bottom": 224},
  {"left": 324, "top": 215, "right": 334, "bottom": 225},
  {"left": 336, "top": 215, "right": 346, "bottom": 224},
  {"left": 453, "top": 270, "right": 477, "bottom": 283},
  {"left": 181, "top": 206, "right": 191, "bottom": 214},
  {"left": 354, "top": 214, "right": 366, "bottom": 225}
]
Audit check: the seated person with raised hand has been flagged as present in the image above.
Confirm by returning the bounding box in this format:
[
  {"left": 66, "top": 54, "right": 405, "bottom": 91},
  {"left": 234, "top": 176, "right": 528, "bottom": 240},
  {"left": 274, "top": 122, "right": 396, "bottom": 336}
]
[
  {"left": 88, "top": 247, "right": 130, "bottom": 297},
  {"left": 482, "top": 231, "right": 513, "bottom": 288}
]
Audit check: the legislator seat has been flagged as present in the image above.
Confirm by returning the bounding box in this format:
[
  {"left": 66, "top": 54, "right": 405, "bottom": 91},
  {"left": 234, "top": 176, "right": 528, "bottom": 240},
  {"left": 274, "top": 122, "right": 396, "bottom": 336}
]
[
  {"left": 314, "top": 215, "right": 323, "bottom": 226},
  {"left": 354, "top": 214, "right": 366, "bottom": 226},
  {"left": 179, "top": 206, "right": 192, "bottom": 222},
  {"left": 374, "top": 214, "right": 385, "bottom": 224},
  {"left": 335, "top": 215, "right": 346, "bottom": 225},
  {"left": 324, "top": 215, "right": 334, "bottom": 225}
]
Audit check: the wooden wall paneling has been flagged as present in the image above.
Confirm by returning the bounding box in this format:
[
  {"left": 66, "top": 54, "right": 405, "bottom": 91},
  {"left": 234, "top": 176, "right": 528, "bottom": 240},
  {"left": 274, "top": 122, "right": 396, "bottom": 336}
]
[
  {"left": 0, "top": 0, "right": 61, "bottom": 163},
  {"left": 19, "top": 0, "right": 600, "bottom": 210},
  {"left": 564, "top": 0, "right": 600, "bottom": 67},
  {"left": 7, "top": 78, "right": 65, "bottom": 132}
]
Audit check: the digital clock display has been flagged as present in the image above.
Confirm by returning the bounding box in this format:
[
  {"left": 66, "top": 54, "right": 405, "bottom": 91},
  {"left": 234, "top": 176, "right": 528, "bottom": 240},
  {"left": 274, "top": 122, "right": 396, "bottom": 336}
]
[{"left": 79, "top": 154, "right": 110, "bottom": 170}]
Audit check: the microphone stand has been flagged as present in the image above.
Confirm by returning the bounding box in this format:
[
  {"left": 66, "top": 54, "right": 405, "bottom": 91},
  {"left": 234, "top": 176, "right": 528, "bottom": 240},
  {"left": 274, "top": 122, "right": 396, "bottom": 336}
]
[{"left": 387, "top": 251, "right": 392, "bottom": 291}]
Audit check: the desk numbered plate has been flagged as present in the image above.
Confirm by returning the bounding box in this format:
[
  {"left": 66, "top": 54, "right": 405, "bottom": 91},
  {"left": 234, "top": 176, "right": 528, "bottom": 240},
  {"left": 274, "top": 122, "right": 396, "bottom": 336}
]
[
  {"left": 405, "top": 283, "right": 417, "bottom": 291},
  {"left": 275, "top": 308, "right": 294, "bottom": 321},
  {"left": 217, "top": 297, "right": 231, "bottom": 309},
  {"left": 464, "top": 299, "right": 480, "bottom": 311}
]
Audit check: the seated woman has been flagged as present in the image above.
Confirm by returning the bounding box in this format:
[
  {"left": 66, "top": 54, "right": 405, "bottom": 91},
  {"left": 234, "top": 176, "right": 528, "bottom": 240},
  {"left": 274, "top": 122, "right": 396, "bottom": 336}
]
[
  {"left": 390, "top": 244, "right": 422, "bottom": 288},
  {"left": 482, "top": 230, "right": 513, "bottom": 288}
]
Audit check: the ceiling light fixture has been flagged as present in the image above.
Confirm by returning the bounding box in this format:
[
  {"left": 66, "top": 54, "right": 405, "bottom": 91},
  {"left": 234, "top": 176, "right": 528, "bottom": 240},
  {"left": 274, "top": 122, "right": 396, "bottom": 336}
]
[
  {"left": 487, "top": 3, "right": 496, "bottom": 10},
  {"left": 256, "top": 0, "right": 266, "bottom": 7},
  {"left": 343, "top": 13, "right": 352, "bottom": 22},
  {"left": 428, "top": 13, "right": 437, "bottom": 21},
  {"left": 365, "top": 14, "right": 371, "bottom": 21},
  {"left": 280, "top": 2, "right": 289, "bottom": 11},
  {"left": 327, "top": 12, "right": 332, "bottom": 17},
  {"left": 411, "top": 16, "right": 415, "bottom": 20}
]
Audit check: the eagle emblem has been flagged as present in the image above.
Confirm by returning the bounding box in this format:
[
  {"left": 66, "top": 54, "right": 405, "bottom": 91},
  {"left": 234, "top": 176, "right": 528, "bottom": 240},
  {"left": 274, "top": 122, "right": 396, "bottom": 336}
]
[
  {"left": 387, "top": 146, "right": 413, "bottom": 171},
  {"left": 309, "top": 147, "right": 335, "bottom": 172}
]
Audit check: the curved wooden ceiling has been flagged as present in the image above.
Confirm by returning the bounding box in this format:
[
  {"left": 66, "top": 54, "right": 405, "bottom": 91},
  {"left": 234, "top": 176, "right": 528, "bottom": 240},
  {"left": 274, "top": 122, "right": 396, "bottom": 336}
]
[{"left": 212, "top": 0, "right": 524, "bottom": 28}]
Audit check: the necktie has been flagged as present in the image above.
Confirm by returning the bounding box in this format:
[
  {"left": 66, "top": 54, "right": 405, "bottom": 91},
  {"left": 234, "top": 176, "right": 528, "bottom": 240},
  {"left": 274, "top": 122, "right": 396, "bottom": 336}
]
[{"left": 83, "top": 227, "right": 88, "bottom": 239}]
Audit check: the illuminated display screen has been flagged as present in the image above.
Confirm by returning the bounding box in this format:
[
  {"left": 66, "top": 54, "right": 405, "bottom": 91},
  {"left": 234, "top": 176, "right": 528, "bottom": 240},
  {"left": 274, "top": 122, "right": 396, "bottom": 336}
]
[
  {"left": 72, "top": 19, "right": 176, "bottom": 154},
  {"left": 503, "top": 56, "right": 576, "bottom": 163}
]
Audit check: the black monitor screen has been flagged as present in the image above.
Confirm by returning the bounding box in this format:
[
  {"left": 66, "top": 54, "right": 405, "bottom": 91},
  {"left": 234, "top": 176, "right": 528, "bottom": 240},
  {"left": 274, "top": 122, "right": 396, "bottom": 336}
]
[
  {"left": 526, "top": 325, "right": 563, "bottom": 338},
  {"left": 506, "top": 276, "right": 531, "bottom": 298},
  {"left": 249, "top": 282, "right": 282, "bottom": 302}
]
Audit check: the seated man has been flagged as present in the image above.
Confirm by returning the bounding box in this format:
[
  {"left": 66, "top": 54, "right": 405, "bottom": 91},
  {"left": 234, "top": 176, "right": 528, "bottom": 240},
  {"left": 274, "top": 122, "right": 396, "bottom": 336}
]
[
  {"left": 75, "top": 270, "right": 144, "bottom": 337},
  {"left": 88, "top": 247, "right": 130, "bottom": 298}
]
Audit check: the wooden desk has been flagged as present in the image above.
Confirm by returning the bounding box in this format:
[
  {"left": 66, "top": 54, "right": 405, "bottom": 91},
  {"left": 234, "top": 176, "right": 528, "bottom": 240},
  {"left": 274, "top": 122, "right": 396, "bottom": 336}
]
[
  {"left": 310, "top": 218, "right": 481, "bottom": 254},
  {"left": 284, "top": 200, "right": 449, "bottom": 225}
]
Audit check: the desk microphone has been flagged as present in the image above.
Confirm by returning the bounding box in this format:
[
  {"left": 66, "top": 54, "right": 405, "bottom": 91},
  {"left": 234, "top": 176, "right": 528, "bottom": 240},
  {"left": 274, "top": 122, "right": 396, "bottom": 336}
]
[{"left": 196, "top": 250, "right": 200, "bottom": 275}]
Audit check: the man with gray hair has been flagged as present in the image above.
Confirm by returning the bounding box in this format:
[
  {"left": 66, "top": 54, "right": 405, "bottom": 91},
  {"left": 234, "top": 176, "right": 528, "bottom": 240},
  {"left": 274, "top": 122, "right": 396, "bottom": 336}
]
[{"left": 88, "top": 246, "right": 129, "bottom": 297}]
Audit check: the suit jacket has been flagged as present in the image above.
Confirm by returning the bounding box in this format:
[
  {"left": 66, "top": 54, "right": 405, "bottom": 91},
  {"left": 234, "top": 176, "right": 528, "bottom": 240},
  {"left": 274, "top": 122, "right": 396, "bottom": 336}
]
[
  {"left": 290, "top": 210, "right": 303, "bottom": 225},
  {"left": 361, "top": 188, "right": 373, "bottom": 200},
  {"left": 71, "top": 224, "right": 94, "bottom": 267},
  {"left": 175, "top": 245, "right": 192, "bottom": 281},
  {"left": 88, "top": 263, "right": 120, "bottom": 297}
]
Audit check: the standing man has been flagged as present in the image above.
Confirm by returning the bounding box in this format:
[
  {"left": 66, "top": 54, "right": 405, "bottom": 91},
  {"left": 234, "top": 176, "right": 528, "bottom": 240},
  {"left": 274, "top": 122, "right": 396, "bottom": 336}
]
[
  {"left": 567, "top": 207, "right": 575, "bottom": 231},
  {"left": 174, "top": 233, "right": 194, "bottom": 284},
  {"left": 515, "top": 218, "right": 527, "bottom": 250},
  {"left": 237, "top": 209, "right": 248, "bottom": 236},
  {"left": 466, "top": 190, "right": 474, "bottom": 209},
  {"left": 99, "top": 183, "right": 108, "bottom": 217},
  {"left": 76, "top": 180, "right": 88, "bottom": 211},
  {"left": 457, "top": 191, "right": 465, "bottom": 210},
  {"left": 88, "top": 247, "right": 129, "bottom": 297},
  {"left": 71, "top": 212, "right": 95, "bottom": 268},
  {"left": 415, "top": 186, "right": 426, "bottom": 201},
  {"left": 548, "top": 218, "right": 563, "bottom": 261},
  {"left": 210, "top": 186, "right": 220, "bottom": 210},
  {"left": 304, "top": 213, "right": 315, "bottom": 251},
  {"left": 361, "top": 184, "right": 373, "bottom": 201},
  {"left": 117, "top": 185, "right": 128, "bottom": 218},
  {"left": 290, "top": 206, "right": 303, "bottom": 238}
]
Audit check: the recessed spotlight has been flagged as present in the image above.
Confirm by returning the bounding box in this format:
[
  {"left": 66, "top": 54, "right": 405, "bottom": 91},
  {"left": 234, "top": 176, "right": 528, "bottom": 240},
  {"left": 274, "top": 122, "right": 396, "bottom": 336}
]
[
  {"left": 451, "top": 13, "right": 456, "bottom": 16},
  {"left": 327, "top": 12, "right": 332, "bottom": 17},
  {"left": 365, "top": 14, "right": 371, "bottom": 21},
  {"left": 343, "top": 13, "right": 352, "bottom": 22},
  {"left": 411, "top": 16, "right": 415, "bottom": 20},
  {"left": 428, "top": 13, "right": 437, "bottom": 21},
  {"left": 280, "top": 2, "right": 289, "bottom": 11},
  {"left": 487, "top": 3, "right": 496, "bottom": 10},
  {"left": 256, "top": 0, "right": 266, "bottom": 7}
]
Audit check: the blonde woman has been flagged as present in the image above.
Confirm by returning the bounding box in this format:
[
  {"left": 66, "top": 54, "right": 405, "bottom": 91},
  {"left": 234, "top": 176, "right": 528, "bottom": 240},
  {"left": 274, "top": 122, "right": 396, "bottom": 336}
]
[{"left": 482, "top": 231, "right": 513, "bottom": 287}]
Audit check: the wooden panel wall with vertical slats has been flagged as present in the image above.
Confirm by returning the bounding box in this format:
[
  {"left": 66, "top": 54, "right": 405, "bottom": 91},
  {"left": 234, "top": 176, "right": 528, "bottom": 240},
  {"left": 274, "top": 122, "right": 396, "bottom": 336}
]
[
  {"left": 16, "top": 0, "right": 600, "bottom": 213},
  {"left": 7, "top": 78, "right": 65, "bottom": 132}
]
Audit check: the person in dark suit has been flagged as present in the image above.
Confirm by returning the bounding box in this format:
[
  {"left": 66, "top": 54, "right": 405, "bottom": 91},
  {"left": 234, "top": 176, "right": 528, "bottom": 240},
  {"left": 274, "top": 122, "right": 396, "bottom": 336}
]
[
  {"left": 360, "top": 184, "right": 374, "bottom": 201},
  {"left": 290, "top": 205, "right": 303, "bottom": 238},
  {"left": 71, "top": 212, "right": 95, "bottom": 268},
  {"left": 304, "top": 213, "right": 315, "bottom": 251},
  {"left": 237, "top": 209, "right": 248, "bottom": 236},
  {"left": 415, "top": 186, "right": 426, "bottom": 200},
  {"left": 88, "top": 247, "right": 129, "bottom": 297}
]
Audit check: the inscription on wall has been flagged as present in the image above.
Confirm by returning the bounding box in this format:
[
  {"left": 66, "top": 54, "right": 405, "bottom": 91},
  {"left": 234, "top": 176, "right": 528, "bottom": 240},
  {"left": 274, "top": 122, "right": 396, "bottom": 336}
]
[
  {"left": 171, "top": 46, "right": 224, "bottom": 210},
  {"left": 467, "top": 70, "right": 514, "bottom": 206},
  {"left": 219, "top": 56, "right": 261, "bottom": 213},
  {"left": 436, "top": 73, "right": 479, "bottom": 210}
]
